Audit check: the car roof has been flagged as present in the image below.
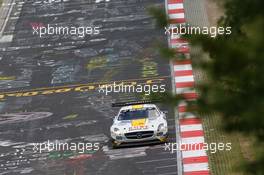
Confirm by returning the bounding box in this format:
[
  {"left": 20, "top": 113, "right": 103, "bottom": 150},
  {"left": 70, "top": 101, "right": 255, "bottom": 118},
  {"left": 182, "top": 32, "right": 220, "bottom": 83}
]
[{"left": 120, "top": 104, "right": 157, "bottom": 111}]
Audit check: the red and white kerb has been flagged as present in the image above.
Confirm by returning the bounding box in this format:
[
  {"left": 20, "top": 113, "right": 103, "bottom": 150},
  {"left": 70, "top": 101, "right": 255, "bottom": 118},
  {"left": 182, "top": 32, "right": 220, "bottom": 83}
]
[{"left": 166, "top": 0, "right": 210, "bottom": 174}]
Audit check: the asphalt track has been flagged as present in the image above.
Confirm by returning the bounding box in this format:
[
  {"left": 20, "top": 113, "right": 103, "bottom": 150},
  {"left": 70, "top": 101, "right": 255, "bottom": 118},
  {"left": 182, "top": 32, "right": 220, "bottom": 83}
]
[{"left": 0, "top": 0, "right": 177, "bottom": 174}]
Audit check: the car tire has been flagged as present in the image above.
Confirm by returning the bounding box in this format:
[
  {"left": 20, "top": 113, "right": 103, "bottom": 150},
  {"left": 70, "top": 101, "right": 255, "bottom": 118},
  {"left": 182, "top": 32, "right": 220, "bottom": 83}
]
[
  {"left": 110, "top": 139, "right": 119, "bottom": 149},
  {"left": 161, "top": 134, "right": 169, "bottom": 143}
]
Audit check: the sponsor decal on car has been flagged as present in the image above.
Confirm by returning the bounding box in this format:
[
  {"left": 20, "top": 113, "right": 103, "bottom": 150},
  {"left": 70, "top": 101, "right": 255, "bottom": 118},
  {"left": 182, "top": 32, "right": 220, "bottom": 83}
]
[
  {"left": 129, "top": 126, "right": 148, "bottom": 131},
  {"left": 132, "top": 105, "right": 144, "bottom": 109},
  {"left": 131, "top": 119, "right": 146, "bottom": 126},
  {"left": 129, "top": 119, "right": 148, "bottom": 131}
]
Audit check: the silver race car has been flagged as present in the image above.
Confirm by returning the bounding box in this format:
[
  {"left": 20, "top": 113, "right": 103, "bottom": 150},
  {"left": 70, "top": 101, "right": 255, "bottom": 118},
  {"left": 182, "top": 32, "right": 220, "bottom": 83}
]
[{"left": 110, "top": 102, "right": 168, "bottom": 148}]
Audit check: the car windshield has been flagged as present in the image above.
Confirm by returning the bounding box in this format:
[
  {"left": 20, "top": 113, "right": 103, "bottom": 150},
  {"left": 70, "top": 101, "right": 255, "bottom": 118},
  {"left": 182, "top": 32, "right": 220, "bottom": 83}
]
[{"left": 118, "top": 108, "right": 159, "bottom": 120}]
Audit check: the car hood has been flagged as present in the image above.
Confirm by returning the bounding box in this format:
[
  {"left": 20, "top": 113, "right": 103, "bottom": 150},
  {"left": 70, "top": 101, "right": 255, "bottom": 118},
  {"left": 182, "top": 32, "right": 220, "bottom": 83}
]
[{"left": 113, "top": 118, "right": 159, "bottom": 132}]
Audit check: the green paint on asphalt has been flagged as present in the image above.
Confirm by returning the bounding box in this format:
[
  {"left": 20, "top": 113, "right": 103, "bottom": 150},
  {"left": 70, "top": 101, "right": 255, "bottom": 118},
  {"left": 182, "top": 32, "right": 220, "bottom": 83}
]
[
  {"left": 63, "top": 114, "right": 78, "bottom": 120},
  {"left": 48, "top": 150, "right": 97, "bottom": 160}
]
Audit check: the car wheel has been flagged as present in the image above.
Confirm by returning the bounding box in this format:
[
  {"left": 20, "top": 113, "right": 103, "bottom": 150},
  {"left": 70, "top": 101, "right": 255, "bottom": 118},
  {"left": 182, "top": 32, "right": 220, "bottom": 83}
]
[
  {"left": 160, "top": 134, "right": 169, "bottom": 143},
  {"left": 110, "top": 139, "right": 119, "bottom": 149}
]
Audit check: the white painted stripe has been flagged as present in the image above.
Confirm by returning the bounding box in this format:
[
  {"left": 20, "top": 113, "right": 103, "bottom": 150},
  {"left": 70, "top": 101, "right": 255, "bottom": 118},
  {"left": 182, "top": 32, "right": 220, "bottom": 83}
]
[
  {"left": 171, "top": 44, "right": 188, "bottom": 49},
  {"left": 176, "top": 88, "right": 195, "bottom": 94},
  {"left": 169, "top": 13, "right": 185, "bottom": 19},
  {"left": 175, "top": 75, "right": 194, "bottom": 83},
  {"left": 157, "top": 164, "right": 177, "bottom": 169},
  {"left": 171, "top": 44, "right": 184, "bottom": 48},
  {"left": 181, "top": 136, "right": 205, "bottom": 144},
  {"left": 174, "top": 64, "right": 192, "bottom": 71},
  {"left": 136, "top": 158, "right": 176, "bottom": 164},
  {"left": 180, "top": 124, "right": 203, "bottom": 132},
  {"left": 171, "top": 34, "right": 181, "bottom": 40},
  {"left": 184, "top": 162, "right": 209, "bottom": 172},
  {"left": 182, "top": 150, "right": 207, "bottom": 158},
  {"left": 176, "top": 87, "right": 189, "bottom": 94},
  {"left": 109, "top": 152, "right": 146, "bottom": 160},
  {"left": 168, "top": 4, "right": 184, "bottom": 10},
  {"left": 157, "top": 172, "right": 177, "bottom": 175},
  {"left": 179, "top": 112, "right": 196, "bottom": 119},
  {"left": 0, "top": 35, "right": 13, "bottom": 43},
  {"left": 178, "top": 100, "right": 187, "bottom": 106}
]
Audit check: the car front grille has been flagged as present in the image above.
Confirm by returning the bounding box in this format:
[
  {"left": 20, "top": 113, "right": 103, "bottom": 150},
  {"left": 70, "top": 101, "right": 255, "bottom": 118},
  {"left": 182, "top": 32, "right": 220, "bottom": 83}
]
[{"left": 125, "top": 131, "right": 154, "bottom": 139}]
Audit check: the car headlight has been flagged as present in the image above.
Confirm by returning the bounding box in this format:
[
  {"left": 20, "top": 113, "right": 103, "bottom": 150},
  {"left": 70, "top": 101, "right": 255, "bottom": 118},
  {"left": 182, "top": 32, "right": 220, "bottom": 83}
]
[
  {"left": 157, "top": 123, "right": 165, "bottom": 132},
  {"left": 113, "top": 128, "right": 121, "bottom": 135}
]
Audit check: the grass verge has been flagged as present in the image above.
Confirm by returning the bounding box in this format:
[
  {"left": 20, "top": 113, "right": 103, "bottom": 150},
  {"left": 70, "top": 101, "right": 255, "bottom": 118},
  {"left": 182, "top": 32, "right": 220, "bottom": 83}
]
[{"left": 203, "top": 113, "right": 253, "bottom": 175}]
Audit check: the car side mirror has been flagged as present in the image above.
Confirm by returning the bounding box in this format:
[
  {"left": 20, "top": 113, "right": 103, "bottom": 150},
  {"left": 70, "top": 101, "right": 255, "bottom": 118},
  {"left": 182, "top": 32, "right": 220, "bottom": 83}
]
[
  {"left": 162, "top": 111, "right": 167, "bottom": 120},
  {"left": 163, "top": 111, "right": 168, "bottom": 114}
]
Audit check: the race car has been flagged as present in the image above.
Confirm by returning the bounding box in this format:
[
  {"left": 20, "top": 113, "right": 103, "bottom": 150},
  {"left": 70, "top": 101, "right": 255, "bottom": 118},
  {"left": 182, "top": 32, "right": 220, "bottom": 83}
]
[{"left": 110, "top": 102, "right": 168, "bottom": 148}]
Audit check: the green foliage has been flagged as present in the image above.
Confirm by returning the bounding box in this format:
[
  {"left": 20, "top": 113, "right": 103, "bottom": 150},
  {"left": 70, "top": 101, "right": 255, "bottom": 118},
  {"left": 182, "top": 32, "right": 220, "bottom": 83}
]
[
  {"left": 194, "top": 6, "right": 264, "bottom": 173},
  {"left": 149, "top": 0, "right": 264, "bottom": 174},
  {"left": 192, "top": 3, "right": 264, "bottom": 137},
  {"left": 158, "top": 44, "right": 177, "bottom": 60},
  {"left": 148, "top": 6, "right": 169, "bottom": 29},
  {"left": 148, "top": 91, "right": 181, "bottom": 106}
]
